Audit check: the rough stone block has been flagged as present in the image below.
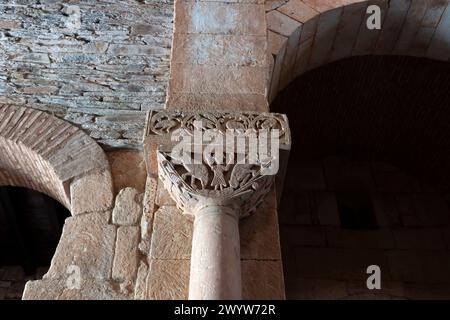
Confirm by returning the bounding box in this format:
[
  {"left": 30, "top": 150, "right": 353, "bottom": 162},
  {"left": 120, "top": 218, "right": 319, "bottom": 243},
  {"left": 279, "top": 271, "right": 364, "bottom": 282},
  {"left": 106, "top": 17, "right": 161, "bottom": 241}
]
[
  {"left": 278, "top": 0, "right": 317, "bottom": 23},
  {"left": 267, "top": 30, "right": 288, "bottom": 101},
  {"left": 134, "top": 261, "right": 148, "bottom": 300},
  {"left": 70, "top": 170, "right": 114, "bottom": 215},
  {"left": 393, "top": 0, "right": 429, "bottom": 55},
  {"left": 150, "top": 206, "right": 193, "bottom": 259},
  {"left": 112, "top": 187, "right": 143, "bottom": 226},
  {"left": 329, "top": 2, "right": 367, "bottom": 62},
  {"left": 23, "top": 279, "right": 128, "bottom": 300},
  {"left": 112, "top": 226, "right": 140, "bottom": 283},
  {"left": 156, "top": 180, "right": 176, "bottom": 206},
  {"left": 170, "top": 64, "right": 267, "bottom": 95},
  {"left": 374, "top": 0, "right": 411, "bottom": 55},
  {"left": 308, "top": 7, "right": 342, "bottom": 69},
  {"left": 140, "top": 176, "right": 158, "bottom": 249},
  {"left": 352, "top": 0, "right": 389, "bottom": 55},
  {"left": 172, "top": 33, "right": 267, "bottom": 66},
  {"left": 45, "top": 212, "right": 116, "bottom": 280},
  {"left": 166, "top": 92, "right": 269, "bottom": 112},
  {"left": 107, "top": 150, "right": 147, "bottom": 194},
  {"left": 175, "top": 1, "right": 266, "bottom": 35},
  {"left": 146, "top": 259, "right": 190, "bottom": 300}
]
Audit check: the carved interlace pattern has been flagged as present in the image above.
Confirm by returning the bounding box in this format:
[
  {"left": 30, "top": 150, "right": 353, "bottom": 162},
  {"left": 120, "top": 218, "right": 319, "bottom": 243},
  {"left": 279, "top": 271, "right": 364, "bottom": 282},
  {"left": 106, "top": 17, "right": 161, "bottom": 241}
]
[
  {"left": 145, "top": 110, "right": 291, "bottom": 148},
  {"left": 146, "top": 110, "right": 290, "bottom": 218},
  {"left": 157, "top": 151, "right": 273, "bottom": 217}
]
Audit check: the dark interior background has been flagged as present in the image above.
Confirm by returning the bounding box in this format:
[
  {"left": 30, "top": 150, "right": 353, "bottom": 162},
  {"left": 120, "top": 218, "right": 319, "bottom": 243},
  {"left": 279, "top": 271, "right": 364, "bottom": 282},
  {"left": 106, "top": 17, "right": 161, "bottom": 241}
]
[
  {"left": 272, "top": 55, "right": 450, "bottom": 191},
  {"left": 272, "top": 55, "right": 450, "bottom": 299},
  {"left": 0, "top": 187, "right": 70, "bottom": 299}
]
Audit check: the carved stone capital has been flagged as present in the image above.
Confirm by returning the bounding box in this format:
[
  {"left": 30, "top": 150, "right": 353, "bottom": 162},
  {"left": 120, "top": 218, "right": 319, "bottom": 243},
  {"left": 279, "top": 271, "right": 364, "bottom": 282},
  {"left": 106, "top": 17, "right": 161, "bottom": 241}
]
[
  {"left": 144, "top": 110, "right": 291, "bottom": 218},
  {"left": 144, "top": 110, "right": 291, "bottom": 300},
  {"left": 157, "top": 150, "right": 274, "bottom": 218}
]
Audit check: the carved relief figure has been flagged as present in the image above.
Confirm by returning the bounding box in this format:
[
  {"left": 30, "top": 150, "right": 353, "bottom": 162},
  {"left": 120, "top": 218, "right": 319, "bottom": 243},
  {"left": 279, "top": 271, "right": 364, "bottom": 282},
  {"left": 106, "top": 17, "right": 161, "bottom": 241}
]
[
  {"left": 206, "top": 154, "right": 232, "bottom": 191},
  {"left": 181, "top": 162, "right": 209, "bottom": 189},
  {"left": 229, "top": 164, "right": 257, "bottom": 189}
]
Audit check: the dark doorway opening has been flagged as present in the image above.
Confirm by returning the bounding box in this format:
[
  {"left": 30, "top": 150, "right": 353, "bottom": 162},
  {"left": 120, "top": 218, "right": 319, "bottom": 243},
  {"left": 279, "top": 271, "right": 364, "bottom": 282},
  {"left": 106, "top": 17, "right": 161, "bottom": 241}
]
[
  {"left": 272, "top": 55, "right": 450, "bottom": 299},
  {"left": 0, "top": 187, "right": 70, "bottom": 299}
]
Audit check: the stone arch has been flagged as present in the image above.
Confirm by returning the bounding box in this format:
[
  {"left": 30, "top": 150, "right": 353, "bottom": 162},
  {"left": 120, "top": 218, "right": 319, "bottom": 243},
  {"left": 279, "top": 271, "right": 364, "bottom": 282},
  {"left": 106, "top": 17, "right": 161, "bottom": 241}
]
[
  {"left": 267, "top": 0, "right": 450, "bottom": 102},
  {"left": 0, "top": 104, "right": 114, "bottom": 214}
]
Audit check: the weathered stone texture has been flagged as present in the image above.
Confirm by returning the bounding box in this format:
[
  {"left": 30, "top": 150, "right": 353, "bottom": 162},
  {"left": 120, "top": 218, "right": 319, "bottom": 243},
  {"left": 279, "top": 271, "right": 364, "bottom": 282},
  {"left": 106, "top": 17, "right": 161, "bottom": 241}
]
[
  {"left": 112, "top": 226, "right": 140, "bottom": 284},
  {"left": 0, "top": 104, "right": 111, "bottom": 209},
  {"left": 167, "top": 0, "right": 269, "bottom": 111},
  {"left": 267, "top": 0, "right": 450, "bottom": 101},
  {"left": 150, "top": 206, "right": 192, "bottom": 260},
  {"left": 134, "top": 261, "right": 148, "bottom": 300},
  {"left": 139, "top": 176, "right": 158, "bottom": 254},
  {"left": 146, "top": 259, "right": 190, "bottom": 300},
  {"left": 23, "top": 279, "right": 128, "bottom": 300},
  {"left": 0, "top": 0, "right": 173, "bottom": 149},
  {"left": 107, "top": 150, "right": 147, "bottom": 194},
  {"left": 45, "top": 211, "right": 116, "bottom": 281},
  {"left": 70, "top": 170, "right": 114, "bottom": 215},
  {"left": 112, "top": 187, "right": 143, "bottom": 226}
]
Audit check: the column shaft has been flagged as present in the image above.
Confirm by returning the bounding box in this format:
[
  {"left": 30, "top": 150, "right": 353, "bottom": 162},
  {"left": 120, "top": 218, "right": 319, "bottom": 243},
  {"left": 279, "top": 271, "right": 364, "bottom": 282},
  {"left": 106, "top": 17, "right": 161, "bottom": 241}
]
[{"left": 188, "top": 205, "right": 242, "bottom": 300}]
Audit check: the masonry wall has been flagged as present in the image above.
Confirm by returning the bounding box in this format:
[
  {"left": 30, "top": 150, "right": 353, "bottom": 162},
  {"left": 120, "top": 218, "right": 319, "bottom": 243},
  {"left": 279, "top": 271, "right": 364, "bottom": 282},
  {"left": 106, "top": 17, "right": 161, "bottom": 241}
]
[
  {"left": 0, "top": 0, "right": 173, "bottom": 149},
  {"left": 280, "top": 157, "right": 450, "bottom": 299}
]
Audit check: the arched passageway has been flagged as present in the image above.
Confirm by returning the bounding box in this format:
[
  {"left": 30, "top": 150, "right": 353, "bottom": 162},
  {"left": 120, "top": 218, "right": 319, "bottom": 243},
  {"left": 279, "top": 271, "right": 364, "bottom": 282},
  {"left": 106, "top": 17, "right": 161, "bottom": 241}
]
[
  {"left": 0, "top": 104, "right": 116, "bottom": 299},
  {"left": 267, "top": 0, "right": 450, "bottom": 101},
  {"left": 272, "top": 55, "right": 450, "bottom": 299},
  {"left": 0, "top": 187, "right": 70, "bottom": 300}
]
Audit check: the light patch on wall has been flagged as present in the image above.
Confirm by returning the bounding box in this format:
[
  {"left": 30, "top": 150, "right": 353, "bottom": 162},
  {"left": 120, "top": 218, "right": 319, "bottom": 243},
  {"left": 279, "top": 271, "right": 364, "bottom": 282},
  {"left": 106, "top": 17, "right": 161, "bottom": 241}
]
[{"left": 191, "top": 2, "right": 238, "bottom": 34}]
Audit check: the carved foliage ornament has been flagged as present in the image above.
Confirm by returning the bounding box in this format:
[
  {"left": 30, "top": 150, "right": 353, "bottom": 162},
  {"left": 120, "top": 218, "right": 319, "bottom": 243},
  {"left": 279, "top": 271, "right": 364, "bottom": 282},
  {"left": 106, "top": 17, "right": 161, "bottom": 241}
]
[
  {"left": 146, "top": 110, "right": 291, "bottom": 218},
  {"left": 157, "top": 150, "right": 273, "bottom": 218},
  {"left": 146, "top": 110, "right": 291, "bottom": 148}
]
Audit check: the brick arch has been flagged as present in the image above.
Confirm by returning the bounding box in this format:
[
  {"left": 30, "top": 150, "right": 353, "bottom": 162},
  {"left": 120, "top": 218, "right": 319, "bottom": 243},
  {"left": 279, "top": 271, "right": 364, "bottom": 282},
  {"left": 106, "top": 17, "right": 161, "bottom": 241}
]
[
  {"left": 0, "top": 104, "right": 113, "bottom": 214},
  {"left": 267, "top": 0, "right": 450, "bottom": 102}
]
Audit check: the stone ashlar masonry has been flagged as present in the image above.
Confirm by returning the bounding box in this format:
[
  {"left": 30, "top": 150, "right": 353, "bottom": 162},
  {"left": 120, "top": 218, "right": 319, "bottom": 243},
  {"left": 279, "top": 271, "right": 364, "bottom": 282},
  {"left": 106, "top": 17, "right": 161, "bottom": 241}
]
[
  {"left": 282, "top": 158, "right": 450, "bottom": 299},
  {"left": 23, "top": 187, "right": 144, "bottom": 299},
  {"left": 0, "top": 0, "right": 173, "bottom": 149},
  {"left": 137, "top": 176, "right": 285, "bottom": 299},
  {"left": 0, "top": 104, "right": 113, "bottom": 213},
  {"left": 152, "top": 0, "right": 287, "bottom": 298},
  {"left": 266, "top": 0, "right": 450, "bottom": 102},
  {"left": 7, "top": 0, "right": 450, "bottom": 300},
  {"left": 24, "top": 181, "right": 279, "bottom": 300},
  {"left": 0, "top": 103, "right": 135, "bottom": 299}
]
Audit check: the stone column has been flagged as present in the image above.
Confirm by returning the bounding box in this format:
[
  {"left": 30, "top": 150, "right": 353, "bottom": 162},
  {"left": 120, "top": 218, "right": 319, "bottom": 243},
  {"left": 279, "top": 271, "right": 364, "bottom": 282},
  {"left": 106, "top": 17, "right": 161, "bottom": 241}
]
[
  {"left": 189, "top": 204, "right": 241, "bottom": 299},
  {"left": 145, "top": 110, "right": 291, "bottom": 300}
]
